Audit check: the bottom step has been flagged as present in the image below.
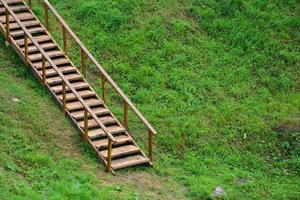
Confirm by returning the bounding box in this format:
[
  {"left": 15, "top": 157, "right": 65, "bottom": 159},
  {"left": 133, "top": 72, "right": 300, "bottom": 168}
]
[{"left": 112, "top": 155, "right": 150, "bottom": 170}]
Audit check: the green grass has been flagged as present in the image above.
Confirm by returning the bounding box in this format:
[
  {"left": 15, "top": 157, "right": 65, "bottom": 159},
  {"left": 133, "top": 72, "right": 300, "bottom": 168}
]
[{"left": 1, "top": 0, "right": 300, "bottom": 199}]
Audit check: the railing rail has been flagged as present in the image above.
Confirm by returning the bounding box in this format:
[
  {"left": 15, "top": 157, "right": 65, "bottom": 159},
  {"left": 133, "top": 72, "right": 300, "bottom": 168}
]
[
  {"left": 43, "top": 0, "right": 157, "bottom": 135},
  {"left": 1, "top": 0, "right": 116, "bottom": 171},
  {"left": 42, "top": 0, "right": 157, "bottom": 161}
]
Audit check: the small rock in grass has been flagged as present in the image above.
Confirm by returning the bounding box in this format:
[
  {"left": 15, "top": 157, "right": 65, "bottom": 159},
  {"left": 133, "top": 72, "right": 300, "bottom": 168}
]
[
  {"left": 11, "top": 97, "right": 20, "bottom": 103},
  {"left": 213, "top": 186, "right": 226, "bottom": 197},
  {"left": 235, "top": 178, "right": 247, "bottom": 186}
]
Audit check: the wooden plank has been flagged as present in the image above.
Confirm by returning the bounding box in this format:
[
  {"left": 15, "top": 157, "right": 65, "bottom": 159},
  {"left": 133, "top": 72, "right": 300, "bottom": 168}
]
[
  {"left": 93, "top": 135, "right": 131, "bottom": 149},
  {"left": 11, "top": 27, "right": 45, "bottom": 37},
  {"left": 34, "top": 57, "right": 69, "bottom": 69},
  {"left": 22, "top": 42, "right": 58, "bottom": 53},
  {"left": 78, "top": 116, "right": 117, "bottom": 128},
  {"left": 112, "top": 155, "right": 149, "bottom": 170},
  {"left": 0, "top": 12, "right": 34, "bottom": 23},
  {"left": 15, "top": 34, "right": 51, "bottom": 46},
  {"left": 66, "top": 99, "right": 102, "bottom": 110},
  {"left": 46, "top": 73, "right": 82, "bottom": 85},
  {"left": 100, "top": 145, "right": 140, "bottom": 159},
  {"left": 58, "top": 90, "right": 95, "bottom": 101},
  {"left": 29, "top": 50, "right": 65, "bottom": 61},
  {"left": 51, "top": 81, "right": 89, "bottom": 93},
  {"left": 39, "top": 65, "right": 75, "bottom": 77},
  {"left": 71, "top": 107, "right": 110, "bottom": 120},
  {"left": 88, "top": 126, "right": 125, "bottom": 139},
  {"left": 0, "top": 0, "right": 23, "bottom": 5},
  {"left": 5, "top": 20, "right": 39, "bottom": 30},
  {"left": 0, "top": 5, "right": 28, "bottom": 14}
]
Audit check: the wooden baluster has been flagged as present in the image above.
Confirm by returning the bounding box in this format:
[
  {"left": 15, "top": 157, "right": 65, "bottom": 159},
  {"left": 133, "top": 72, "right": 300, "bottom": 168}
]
[
  {"left": 84, "top": 108, "right": 88, "bottom": 141},
  {"left": 42, "top": 56, "right": 46, "bottom": 85},
  {"left": 28, "top": 0, "right": 32, "bottom": 9},
  {"left": 44, "top": 3, "right": 49, "bottom": 30},
  {"left": 124, "top": 101, "right": 128, "bottom": 131},
  {"left": 106, "top": 138, "right": 112, "bottom": 172},
  {"left": 101, "top": 75, "right": 108, "bottom": 104},
  {"left": 5, "top": 8, "right": 9, "bottom": 42},
  {"left": 24, "top": 34, "right": 29, "bottom": 65},
  {"left": 62, "top": 81, "right": 67, "bottom": 113},
  {"left": 81, "top": 48, "right": 87, "bottom": 78},
  {"left": 148, "top": 129, "right": 153, "bottom": 163},
  {"left": 62, "top": 25, "right": 67, "bottom": 54}
]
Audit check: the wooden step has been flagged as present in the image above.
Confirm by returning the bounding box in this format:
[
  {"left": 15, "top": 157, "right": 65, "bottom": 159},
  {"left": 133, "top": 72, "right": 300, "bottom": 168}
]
[
  {"left": 71, "top": 107, "right": 110, "bottom": 120},
  {"left": 100, "top": 145, "right": 140, "bottom": 159},
  {"left": 15, "top": 34, "right": 51, "bottom": 46},
  {"left": 34, "top": 57, "right": 70, "bottom": 69},
  {"left": 67, "top": 99, "right": 102, "bottom": 111},
  {"left": 0, "top": 0, "right": 23, "bottom": 5},
  {"left": 78, "top": 116, "right": 117, "bottom": 128},
  {"left": 4, "top": 20, "right": 40, "bottom": 30},
  {"left": 46, "top": 73, "right": 82, "bottom": 85},
  {"left": 112, "top": 155, "right": 149, "bottom": 170},
  {"left": 39, "top": 65, "right": 76, "bottom": 77},
  {"left": 58, "top": 90, "right": 95, "bottom": 101},
  {"left": 10, "top": 26, "right": 45, "bottom": 37},
  {"left": 22, "top": 42, "right": 57, "bottom": 53},
  {"left": 0, "top": 12, "right": 34, "bottom": 23},
  {"left": 88, "top": 126, "right": 125, "bottom": 139},
  {"left": 0, "top": 5, "right": 28, "bottom": 14},
  {"left": 51, "top": 81, "right": 89, "bottom": 93},
  {"left": 29, "top": 50, "right": 65, "bottom": 61},
  {"left": 93, "top": 135, "right": 132, "bottom": 149}
]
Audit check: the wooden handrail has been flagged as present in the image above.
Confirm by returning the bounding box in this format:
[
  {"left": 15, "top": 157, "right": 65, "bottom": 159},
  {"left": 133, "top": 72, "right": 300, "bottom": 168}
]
[
  {"left": 44, "top": 0, "right": 157, "bottom": 135},
  {"left": 1, "top": 0, "right": 117, "bottom": 143}
]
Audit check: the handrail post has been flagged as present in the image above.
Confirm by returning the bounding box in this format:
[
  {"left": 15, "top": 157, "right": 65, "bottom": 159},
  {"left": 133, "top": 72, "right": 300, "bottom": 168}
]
[
  {"left": 42, "top": 55, "right": 46, "bottom": 85},
  {"left": 5, "top": 8, "right": 9, "bottom": 42},
  {"left": 24, "top": 33, "right": 29, "bottom": 65},
  {"left": 28, "top": 0, "right": 32, "bottom": 9},
  {"left": 62, "top": 25, "right": 67, "bottom": 54},
  {"left": 81, "top": 48, "right": 86, "bottom": 78},
  {"left": 148, "top": 129, "right": 153, "bottom": 163},
  {"left": 44, "top": 2, "right": 49, "bottom": 30},
  {"left": 106, "top": 138, "right": 112, "bottom": 172},
  {"left": 62, "top": 81, "right": 67, "bottom": 113},
  {"left": 84, "top": 108, "right": 88, "bottom": 141},
  {"left": 101, "top": 75, "right": 108, "bottom": 104},
  {"left": 124, "top": 101, "right": 128, "bottom": 131}
]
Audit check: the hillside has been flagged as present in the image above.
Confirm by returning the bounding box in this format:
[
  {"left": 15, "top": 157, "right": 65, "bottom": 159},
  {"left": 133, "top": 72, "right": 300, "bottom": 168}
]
[{"left": 1, "top": 0, "right": 299, "bottom": 199}]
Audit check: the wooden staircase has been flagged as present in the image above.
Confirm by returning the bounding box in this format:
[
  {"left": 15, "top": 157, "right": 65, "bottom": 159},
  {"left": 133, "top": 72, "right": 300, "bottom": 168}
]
[{"left": 0, "top": 0, "right": 157, "bottom": 173}]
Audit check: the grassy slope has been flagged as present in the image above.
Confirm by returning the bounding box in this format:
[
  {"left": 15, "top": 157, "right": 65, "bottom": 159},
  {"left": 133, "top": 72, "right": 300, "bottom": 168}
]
[
  {"left": 0, "top": 0, "right": 299, "bottom": 199},
  {"left": 0, "top": 37, "right": 185, "bottom": 200}
]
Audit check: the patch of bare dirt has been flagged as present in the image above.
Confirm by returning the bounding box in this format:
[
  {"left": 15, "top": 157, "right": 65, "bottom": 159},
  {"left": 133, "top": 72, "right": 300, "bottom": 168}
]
[
  {"left": 105, "top": 171, "right": 188, "bottom": 200},
  {"left": 274, "top": 118, "right": 300, "bottom": 133}
]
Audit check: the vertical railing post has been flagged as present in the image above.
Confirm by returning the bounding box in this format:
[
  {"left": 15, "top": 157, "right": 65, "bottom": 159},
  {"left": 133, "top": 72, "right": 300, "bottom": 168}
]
[
  {"left": 106, "top": 138, "right": 112, "bottom": 172},
  {"left": 62, "top": 81, "right": 67, "bottom": 113},
  {"left": 28, "top": 0, "right": 32, "bottom": 9},
  {"left": 24, "top": 33, "right": 29, "bottom": 65},
  {"left": 42, "top": 56, "right": 46, "bottom": 85},
  {"left": 84, "top": 108, "right": 89, "bottom": 141},
  {"left": 148, "top": 129, "right": 153, "bottom": 163},
  {"left": 101, "top": 75, "right": 108, "bottom": 104},
  {"left": 81, "top": 48, "right": 86, "bottom": 78},
  {"left": 62, "top": 25, "right": 67, "bottom": 54},
  {"left": 5, "top": 8, "right": 9, "bottom": 42},
  {"left": 124, "top": 101, "right": 128, "bottom": 131},
  {"left": 44, "top": 2, "right": 49, "bottom": 30}
]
